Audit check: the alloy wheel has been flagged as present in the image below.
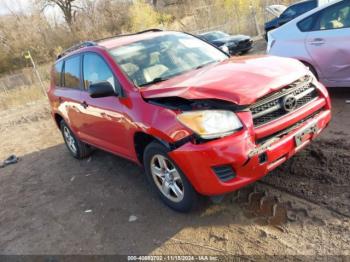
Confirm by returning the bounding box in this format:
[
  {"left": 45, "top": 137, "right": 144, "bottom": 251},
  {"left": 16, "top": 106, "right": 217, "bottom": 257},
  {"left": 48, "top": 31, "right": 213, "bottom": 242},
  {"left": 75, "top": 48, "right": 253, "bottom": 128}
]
[
  {"left": 63, "top": 126, "right": 77, "bottom": 155},
  {"left": 150, "top": 154, "right": 184, "bottom": 203}
]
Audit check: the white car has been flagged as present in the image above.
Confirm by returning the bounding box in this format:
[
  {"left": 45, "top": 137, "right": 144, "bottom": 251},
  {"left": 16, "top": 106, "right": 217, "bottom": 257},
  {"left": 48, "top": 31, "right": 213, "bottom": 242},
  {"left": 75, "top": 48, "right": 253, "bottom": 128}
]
[{"left": 268, "top": 0, "right": 350, "bottom": 87}]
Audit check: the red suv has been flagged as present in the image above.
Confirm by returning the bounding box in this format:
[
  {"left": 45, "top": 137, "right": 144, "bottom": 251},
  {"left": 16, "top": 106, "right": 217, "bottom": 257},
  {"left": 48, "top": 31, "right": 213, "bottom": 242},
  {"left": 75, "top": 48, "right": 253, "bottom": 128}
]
[{"left": 48, "top": 30, "right": 331, "bottom": 212}]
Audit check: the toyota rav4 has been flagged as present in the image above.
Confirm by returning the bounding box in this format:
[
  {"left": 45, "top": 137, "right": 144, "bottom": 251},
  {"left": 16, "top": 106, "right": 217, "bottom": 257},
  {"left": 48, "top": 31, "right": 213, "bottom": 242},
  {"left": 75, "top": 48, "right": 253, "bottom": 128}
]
[{"left": 48, "top": 29, "right": 331, "bottom": 212}]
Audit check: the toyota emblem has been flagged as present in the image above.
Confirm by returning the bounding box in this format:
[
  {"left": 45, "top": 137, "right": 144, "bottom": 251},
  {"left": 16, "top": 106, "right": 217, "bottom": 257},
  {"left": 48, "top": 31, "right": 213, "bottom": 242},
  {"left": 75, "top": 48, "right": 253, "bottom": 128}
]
[{"left": 282, "top": 95, "right": 298, "bottom": 112}]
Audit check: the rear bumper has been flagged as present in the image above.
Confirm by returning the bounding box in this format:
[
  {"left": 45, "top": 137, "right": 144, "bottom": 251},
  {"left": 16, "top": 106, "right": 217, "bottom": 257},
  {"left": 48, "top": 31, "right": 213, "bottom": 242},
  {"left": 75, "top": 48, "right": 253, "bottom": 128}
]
[{"left": 169, "top": 107, "right": 331, "bottom": 196}]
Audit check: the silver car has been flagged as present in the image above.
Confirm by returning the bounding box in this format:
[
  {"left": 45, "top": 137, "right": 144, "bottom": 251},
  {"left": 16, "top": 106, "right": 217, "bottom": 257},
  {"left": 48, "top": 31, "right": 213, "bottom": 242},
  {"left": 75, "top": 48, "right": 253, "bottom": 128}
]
[{"left": 268, "top": 0, "right": 350, "bottom": 87}]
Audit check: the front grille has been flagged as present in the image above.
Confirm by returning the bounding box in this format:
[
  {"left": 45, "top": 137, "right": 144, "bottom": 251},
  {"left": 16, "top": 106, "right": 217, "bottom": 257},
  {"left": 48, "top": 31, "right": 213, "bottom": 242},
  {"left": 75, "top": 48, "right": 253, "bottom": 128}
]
[
  {"left": 212, "top": 165, "right": 236, "bottom": 182},
  {"left": 256, "top": 108, "right": 323, "bottom": 145},
  {"left": 250, "top": 75, "right": 318, "bottom": 127}
]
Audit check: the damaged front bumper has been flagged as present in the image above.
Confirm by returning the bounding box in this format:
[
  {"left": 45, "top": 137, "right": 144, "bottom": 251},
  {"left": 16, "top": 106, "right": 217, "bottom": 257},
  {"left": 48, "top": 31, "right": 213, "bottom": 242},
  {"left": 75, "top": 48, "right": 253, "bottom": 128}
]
[{"left": 169, "top": 105, "right": 331, "bottom": 196}]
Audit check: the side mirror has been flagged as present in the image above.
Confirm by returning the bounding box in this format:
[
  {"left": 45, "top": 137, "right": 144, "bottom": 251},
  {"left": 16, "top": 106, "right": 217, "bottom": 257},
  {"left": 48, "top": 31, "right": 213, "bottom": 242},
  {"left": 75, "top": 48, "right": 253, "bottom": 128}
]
[{"left": 88, "top": 81, "right": 117, "bottom": 98}]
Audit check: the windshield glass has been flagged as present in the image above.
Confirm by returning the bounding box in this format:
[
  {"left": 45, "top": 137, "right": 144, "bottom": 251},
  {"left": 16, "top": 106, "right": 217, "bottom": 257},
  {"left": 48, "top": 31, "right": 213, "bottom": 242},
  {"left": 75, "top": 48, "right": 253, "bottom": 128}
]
[
  {"left": 201, "top": 31, "right": 230, "bottom": 41},
  {"left": 109, "top": 32, "right": 228, "bottom": 87}
]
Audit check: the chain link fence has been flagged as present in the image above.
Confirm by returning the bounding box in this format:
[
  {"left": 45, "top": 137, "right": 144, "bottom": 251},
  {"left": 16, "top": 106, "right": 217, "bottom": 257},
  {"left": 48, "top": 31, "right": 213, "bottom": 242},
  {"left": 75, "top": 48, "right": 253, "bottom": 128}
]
[{"left": 178, "top": 0, "right": 294, "bottom": 36}]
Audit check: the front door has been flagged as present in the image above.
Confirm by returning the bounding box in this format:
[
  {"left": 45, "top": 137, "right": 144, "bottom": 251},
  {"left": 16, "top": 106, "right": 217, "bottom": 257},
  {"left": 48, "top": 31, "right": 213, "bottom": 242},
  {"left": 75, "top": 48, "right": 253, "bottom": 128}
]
[{"left": 78, "top": 52, "right": 133, "bottom": 159}]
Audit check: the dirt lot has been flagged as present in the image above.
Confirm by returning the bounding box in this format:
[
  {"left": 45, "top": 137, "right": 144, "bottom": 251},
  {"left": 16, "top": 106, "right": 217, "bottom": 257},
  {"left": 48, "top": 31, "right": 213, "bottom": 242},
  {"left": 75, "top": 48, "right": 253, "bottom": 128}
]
[{"left": 0, "top": 41, "right": 349, "bottom": 257}]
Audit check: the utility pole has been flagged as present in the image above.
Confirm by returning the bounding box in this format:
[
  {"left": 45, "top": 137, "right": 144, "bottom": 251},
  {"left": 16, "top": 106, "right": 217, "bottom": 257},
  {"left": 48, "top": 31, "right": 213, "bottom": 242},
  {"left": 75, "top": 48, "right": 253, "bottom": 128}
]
[
  {"left": 250, "top": 0, "right": 262, "bottom": 37},
  {"left": 24, "top": 51, "right": 47, "bottom": 97}
]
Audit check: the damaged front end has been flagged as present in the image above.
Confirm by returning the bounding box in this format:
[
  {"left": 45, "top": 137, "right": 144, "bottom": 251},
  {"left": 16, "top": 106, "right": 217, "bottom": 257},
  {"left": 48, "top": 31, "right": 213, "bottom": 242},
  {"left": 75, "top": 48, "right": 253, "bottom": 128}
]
[
  {"left": 145, "top": 97, "right": 246, "bottom": 112},
  {"left": 145, "top": 96, "right": 248, "bottom": 145},
  {"left": 141, "top": 75, "right": 331, "bottom": 196}
]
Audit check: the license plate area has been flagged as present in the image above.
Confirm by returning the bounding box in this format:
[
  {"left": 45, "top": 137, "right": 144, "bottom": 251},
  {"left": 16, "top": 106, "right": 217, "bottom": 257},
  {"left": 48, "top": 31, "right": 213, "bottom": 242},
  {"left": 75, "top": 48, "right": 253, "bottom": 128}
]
[{"left": 295, "top": 120, "right": 318, "bottom": 147}]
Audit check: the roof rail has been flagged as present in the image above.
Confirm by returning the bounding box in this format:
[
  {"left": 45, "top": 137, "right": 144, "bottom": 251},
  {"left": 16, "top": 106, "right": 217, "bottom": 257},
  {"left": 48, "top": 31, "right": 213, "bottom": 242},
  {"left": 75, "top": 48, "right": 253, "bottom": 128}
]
[
  {"left": 56, "top": 29, "right": 163, "bottom": 59},
  {"left": 57, "top": 41, "right": 97, "bottom": 60},
  {"left": 135, "top": 28, "right": 163, "bottom": 34},
  {"left": 96, "top": 28, "right": 163, "bottom": 43}
]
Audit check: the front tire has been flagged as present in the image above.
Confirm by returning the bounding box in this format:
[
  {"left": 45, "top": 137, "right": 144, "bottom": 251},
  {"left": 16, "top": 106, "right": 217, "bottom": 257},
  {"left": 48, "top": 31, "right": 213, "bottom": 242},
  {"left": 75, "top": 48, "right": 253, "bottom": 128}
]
[
  {"left": 143, "top": 141, "right": 197, "bottom": 212},
  {"left": 60, "top": 121, "right": 92, "bottom": 159}
]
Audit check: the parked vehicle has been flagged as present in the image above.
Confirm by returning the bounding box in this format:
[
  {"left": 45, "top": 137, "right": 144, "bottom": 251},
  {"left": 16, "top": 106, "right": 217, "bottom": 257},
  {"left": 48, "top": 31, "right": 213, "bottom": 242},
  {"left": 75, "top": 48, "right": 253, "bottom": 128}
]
[
  {"left": 265, "top": 0, "right": 333, "bottom": 40},
  {"left": 48, "top": 29, "right": 331, "bottom": 212},
  {"left": 268, "top": 0, "right": 350, "bottom": 87},
  {"left": 198, "top": 31, "right": 253, "bottom": 55}
]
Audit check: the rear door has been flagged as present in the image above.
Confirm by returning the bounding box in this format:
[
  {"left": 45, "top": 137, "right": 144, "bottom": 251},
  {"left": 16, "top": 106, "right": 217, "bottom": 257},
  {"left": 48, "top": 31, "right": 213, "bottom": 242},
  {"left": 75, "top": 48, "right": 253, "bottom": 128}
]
[
  {"left": 305, "top": 0, "right": 350, "bottom": 84},
  {"left": 55, "top": 55, "right": 83, "bottom": 134}
]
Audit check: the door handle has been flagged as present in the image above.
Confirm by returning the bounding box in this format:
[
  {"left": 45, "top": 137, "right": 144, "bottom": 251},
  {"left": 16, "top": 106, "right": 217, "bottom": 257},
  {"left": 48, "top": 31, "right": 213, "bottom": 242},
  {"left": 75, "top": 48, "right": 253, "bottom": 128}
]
[
  {"left": 81, "top": 101, "right": 89, "bottom": 109},
  {"left": 309, "top": 38, "right": 325, "bottom": 46}
]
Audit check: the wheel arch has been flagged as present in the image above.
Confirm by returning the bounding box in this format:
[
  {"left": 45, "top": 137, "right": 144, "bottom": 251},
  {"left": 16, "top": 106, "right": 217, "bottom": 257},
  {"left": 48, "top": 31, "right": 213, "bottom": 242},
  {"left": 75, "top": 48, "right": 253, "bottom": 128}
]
[
  {"left": 54, "top": 113, "right": 64, "bottom": 129},
  {"left": 134, "top": 132, "right": 171, "bottom": 165}
]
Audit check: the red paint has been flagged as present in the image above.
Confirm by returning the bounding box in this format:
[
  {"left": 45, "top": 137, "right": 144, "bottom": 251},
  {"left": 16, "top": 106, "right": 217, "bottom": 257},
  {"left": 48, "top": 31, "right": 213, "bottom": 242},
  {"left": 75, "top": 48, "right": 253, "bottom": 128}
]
[
  {"left": 48, "top": 32, "right": 331, "bottom": 196},
  {"left": 141, "top": 55, "right": 309, "bottom": 105}
]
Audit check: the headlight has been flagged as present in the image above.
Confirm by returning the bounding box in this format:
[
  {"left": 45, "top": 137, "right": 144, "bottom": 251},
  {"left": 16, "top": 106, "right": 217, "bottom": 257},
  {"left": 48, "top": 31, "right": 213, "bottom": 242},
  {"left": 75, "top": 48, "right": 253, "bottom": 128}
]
[
  {"left": 220, "top": 45, "right": 230, "bottom": 54},
  {"left": 177, "top": 110, "right": 243, "bottom": 139}
]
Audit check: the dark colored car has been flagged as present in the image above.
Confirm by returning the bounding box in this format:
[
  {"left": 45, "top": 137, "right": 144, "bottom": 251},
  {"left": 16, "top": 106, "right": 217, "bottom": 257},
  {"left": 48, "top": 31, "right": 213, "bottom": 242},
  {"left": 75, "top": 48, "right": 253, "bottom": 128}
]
[
  {"left": 198, "top": 31, "right": 253, "bottom": 55},
  {"left": 265, "top": 0, "right": 318, "bottom": 40},
  {"left": 48, "top": 30, "right": 331, "bottom": 212}
]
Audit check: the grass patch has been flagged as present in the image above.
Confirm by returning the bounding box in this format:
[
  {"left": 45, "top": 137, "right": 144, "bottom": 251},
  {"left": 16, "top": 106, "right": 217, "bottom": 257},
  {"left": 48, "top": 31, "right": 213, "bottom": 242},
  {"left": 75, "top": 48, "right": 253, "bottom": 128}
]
[{"left": 0, "top": 83, "right": 47, "bottom": 110}]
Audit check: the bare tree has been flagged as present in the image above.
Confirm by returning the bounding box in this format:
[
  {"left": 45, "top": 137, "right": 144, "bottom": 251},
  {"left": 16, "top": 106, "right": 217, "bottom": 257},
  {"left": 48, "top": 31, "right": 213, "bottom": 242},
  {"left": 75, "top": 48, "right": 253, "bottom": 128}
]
[{"left": 37, "top": 0, "right": 79, "bottom": 26}]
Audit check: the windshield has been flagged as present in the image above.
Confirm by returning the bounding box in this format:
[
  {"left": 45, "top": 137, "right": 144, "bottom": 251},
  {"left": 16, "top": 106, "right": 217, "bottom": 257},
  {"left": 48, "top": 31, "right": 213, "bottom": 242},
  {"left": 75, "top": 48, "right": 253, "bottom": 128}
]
[
  {"left": 109, "top": 32, "right": 228, "bottom": 87},
  {"left": 201, "top": 31, "right": 230, "bottom": 41}
]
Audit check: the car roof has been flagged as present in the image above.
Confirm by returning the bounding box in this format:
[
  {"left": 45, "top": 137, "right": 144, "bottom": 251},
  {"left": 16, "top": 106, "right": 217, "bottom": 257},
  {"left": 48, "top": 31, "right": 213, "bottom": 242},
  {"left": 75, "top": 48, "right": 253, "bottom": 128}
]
[
  {"left": 56, "top": 29, "right": 175, "bottom": 61},
  {"left": 199, "top": 31, "right": 228, "bottom": 37},
  {"left": 98, "top": 31, "right": 171, "bottom": 49}
]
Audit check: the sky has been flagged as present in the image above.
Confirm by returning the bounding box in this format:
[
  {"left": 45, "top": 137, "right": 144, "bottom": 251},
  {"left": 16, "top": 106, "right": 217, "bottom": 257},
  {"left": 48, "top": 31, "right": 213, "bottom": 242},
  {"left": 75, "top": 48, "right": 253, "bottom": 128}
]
[
  {"left": 0, "top": 0, "right": 63, "bottom": 21},
  {"left": 0, "top": 0, "right": 30, "bottom": 15}
]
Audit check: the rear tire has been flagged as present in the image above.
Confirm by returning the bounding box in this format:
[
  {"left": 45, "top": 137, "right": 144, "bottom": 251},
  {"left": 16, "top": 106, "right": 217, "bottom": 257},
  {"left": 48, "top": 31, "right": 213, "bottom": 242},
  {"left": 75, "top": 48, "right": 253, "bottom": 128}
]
[
  {"left": 143, "top": 141, "right": 197, "bottom": 212},
  {"left": 60, "top": 121, "right": 92, "bottom": 159}
]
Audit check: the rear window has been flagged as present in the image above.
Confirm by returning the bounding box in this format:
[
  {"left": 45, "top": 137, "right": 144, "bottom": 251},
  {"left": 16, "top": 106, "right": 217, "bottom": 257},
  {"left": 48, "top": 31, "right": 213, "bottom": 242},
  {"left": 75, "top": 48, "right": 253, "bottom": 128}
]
[
  {"left": 63, "top": 56, "right": 81, "bottom": 89},
  {"left": 54, "top": 61, "right": 63, "bottom": 87},
  {"left": 282, "top": 1, "right": 316, "bottom": 19},
  {"left": 297, "top": 1, "right": 317, "bottom": 14}
]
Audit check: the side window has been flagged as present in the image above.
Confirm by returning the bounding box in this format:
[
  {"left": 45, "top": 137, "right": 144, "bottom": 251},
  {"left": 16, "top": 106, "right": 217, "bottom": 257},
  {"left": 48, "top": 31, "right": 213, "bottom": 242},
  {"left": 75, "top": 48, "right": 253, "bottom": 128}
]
[
  {"left": 300, "top": 1, "right": 350, "bottom": 32},
  {"left": 298, "top": 13, "right": 319, "bottom": 32},
  {"left": 63, "top": 56, "right": 81, "bottom": 89},
  {"left": 54, "top": 61, "right": 63, "bottom": 87},
  {"left": 281, "top": 1, "right": 316, "bottom": 19},
  {"left": 297, "top": 1, "right": 317, "bottom": 15},
  {"left": 318, "top": 2, "right": 350, "bottom": 30},
  {"left": 281, "top": 6, "right": 298, "bottom": 19},
  {"left": 83, "top": 53, "right": 116, "bottom": 91}
]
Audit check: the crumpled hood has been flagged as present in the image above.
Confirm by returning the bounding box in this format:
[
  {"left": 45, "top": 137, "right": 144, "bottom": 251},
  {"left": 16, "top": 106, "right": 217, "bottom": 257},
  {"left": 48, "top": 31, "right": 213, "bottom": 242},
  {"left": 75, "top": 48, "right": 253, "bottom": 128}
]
[{"left": 141, "top": 56, "right": 309, "bottom": 106}]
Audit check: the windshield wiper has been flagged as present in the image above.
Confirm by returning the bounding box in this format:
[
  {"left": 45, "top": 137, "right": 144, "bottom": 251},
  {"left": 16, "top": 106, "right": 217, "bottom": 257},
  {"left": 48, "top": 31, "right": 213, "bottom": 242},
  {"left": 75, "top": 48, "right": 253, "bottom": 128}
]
[
  {"left": 139, "top": 77, "right": 170, "bottom": 87},
  {"left": 139, "top": 61, "right": 220, "bottom": 87},
  {"left": 194, "top": 60, "right": 220, "bottom": 70}
]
